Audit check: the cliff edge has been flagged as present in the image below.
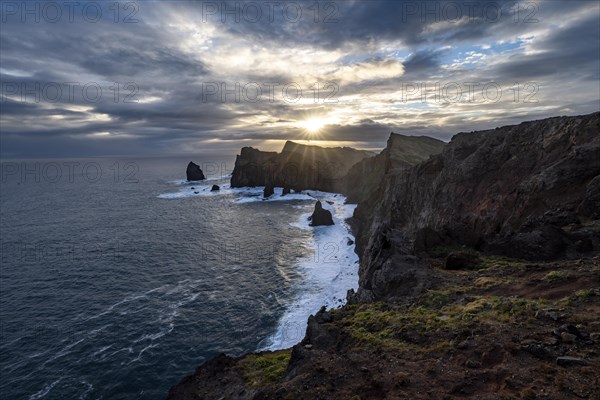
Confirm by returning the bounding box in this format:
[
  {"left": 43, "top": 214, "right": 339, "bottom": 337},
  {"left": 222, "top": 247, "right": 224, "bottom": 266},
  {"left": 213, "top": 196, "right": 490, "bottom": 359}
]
[{"left": 168, "top": 112, "right": 600, "bottom": 400}]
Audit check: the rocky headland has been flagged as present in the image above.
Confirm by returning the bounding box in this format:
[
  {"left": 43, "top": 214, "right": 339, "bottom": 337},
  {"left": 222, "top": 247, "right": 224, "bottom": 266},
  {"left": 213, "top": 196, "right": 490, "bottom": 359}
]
[
  {"left": 168, "top": 112, "right": 600, "bottom": 399},
  {"left": 230, "top": 141, "right": 373, "bottom": 193}
]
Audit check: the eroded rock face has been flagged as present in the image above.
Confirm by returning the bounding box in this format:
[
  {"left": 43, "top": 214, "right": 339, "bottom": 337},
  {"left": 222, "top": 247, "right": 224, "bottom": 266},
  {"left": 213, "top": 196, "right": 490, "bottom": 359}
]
[
  {"left": 352, "top": 112, "right": 600, "bottom": 302},
  {"left": 230, "top": 141, "right": 373, "bottom": 192},
  {"left": 186, "top": 162, "right": 206, "bottom": 181},
  {"left": 342, "top": 134, "right": 446, "bottom": 204},
  {"left": 309, "top": 201, "right": 334, "bottom": 226},
  {"left": 263, "top": 184, "right": 274, "bottom": 198}
]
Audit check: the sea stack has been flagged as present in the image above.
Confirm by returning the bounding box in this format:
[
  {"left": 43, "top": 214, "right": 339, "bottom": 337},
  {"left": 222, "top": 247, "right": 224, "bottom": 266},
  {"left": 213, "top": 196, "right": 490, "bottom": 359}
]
[
  {"left": 211, "top": 185, "right": 220, "bottom": 191},
  {"left": 264, "top": 184, "right": 274, "bottom": 198},
  {"left": 309, "top": 201, "right": 334, "bottom": 226},
  {"left": 186, "top": 162, "right": 206, "bottom": 181}
]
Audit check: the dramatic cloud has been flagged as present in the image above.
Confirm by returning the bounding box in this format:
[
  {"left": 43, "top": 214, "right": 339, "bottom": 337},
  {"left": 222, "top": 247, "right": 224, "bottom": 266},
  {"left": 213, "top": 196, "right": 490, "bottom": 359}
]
[{"left": 0, "top": 0, "right": 598, "bottom": 157}]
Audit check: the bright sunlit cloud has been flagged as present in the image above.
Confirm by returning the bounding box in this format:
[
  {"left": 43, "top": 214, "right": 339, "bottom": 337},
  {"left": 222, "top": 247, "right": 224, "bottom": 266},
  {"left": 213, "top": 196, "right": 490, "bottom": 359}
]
[{"left": 300, "top": 118, "right": 326, "bottom": 133}]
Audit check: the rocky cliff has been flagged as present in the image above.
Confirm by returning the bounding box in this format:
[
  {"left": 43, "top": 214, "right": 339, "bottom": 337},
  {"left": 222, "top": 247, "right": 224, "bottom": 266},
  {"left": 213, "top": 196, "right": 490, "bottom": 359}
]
[
  {"left": 350, "top": 112, "right": 600, "bottom": 302},
  {"left": 230, "top": 141, "right": 373, "bottom": 193},
  {"left": 342, "top": 134, "right": 446, "bottom": 203},
  {"left": 168, "top": 112, "right": 600, "bottom": 399}
]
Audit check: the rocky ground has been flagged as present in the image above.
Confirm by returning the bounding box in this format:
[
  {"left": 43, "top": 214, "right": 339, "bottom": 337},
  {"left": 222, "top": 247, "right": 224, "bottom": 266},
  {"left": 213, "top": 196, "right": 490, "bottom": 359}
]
[{"left": 167, "top": 252, "right": 600, "bottom": 399}]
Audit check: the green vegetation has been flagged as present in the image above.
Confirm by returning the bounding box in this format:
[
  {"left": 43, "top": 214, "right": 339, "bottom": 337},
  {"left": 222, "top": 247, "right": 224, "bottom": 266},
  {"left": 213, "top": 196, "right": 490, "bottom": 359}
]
[
  {"left": 338, "top": 294, "right": 555, "bottom": 352},
  {"left": 238, "top": 350, "right": 291, "bottom": 387},
  {"left": 574, "top": 288, "right": 597, "bottom": 298},
  {"left": 479, "top": 255, "right": 529, "bottom": 270},
  {"left": 474, "top": 276, "right": 510, "bottom": 288},
  {"left": 543, "top": 270, "right": 573, "bottom": 283}
]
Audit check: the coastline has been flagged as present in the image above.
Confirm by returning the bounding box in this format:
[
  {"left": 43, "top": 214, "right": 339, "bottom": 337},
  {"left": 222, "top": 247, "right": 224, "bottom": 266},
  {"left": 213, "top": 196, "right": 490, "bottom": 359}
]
[
  {"left": 260, "top": 190, "right": 359, "bottom": 350},
  {"left": 158, "top": 180, "right": 360, "bottom": 352}
]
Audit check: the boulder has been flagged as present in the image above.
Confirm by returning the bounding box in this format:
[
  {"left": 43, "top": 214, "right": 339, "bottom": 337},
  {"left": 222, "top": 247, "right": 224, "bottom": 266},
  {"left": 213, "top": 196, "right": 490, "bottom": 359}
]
[
  {"left": 444, "top": 252, "right": 482, "bottom": 270},
  {"left": 309, "top": 201, "right": 334, "bottom": 226},
  {"left": 282, "top": 186, "right": 291, "bottom": 196},
  {"left": 211, "top": 185, "right": 220, "bottom": 192},
  {"left": 264, "top": 184, "right": 274, "bottom": 198},
  {"left": 186, "top": 161, "right": 206, "bottom": 181}
]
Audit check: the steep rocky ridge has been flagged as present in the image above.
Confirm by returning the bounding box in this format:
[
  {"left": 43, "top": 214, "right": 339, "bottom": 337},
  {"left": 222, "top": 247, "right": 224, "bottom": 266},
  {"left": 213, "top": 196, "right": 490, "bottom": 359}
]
[
  {"left": 342, "top": 134, "right": 446, "bottom": 203},
  {"left": 351, "top": 112, "right": 600, "bottom": 302},
  {"left": 230, "top": 141, "right": 373, "bottom": 192}
]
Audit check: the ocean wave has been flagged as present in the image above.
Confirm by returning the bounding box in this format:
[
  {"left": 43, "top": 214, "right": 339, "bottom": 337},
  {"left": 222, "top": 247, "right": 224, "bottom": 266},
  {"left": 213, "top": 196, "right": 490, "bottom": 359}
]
[
  {"left": 260, "top": 192, "right": 359, "bottom": 350},
  {"left": 158, "top": 182, "right": 325, "bottom": 203},
  {"left": 28, "top": 379, "right": 62, "bottom": 400}
]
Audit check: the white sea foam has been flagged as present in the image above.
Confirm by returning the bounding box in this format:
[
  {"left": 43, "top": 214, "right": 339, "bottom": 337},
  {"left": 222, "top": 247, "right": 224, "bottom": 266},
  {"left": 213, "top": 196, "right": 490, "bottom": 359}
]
[
  {"left": 260, "top": 192, "right": 359, "bottom": 350},
  {"left": 158, "top": 183, "right": 323, "bottom": 203},
  {"left": 169, "top": 175, "right": 229, "bottom": 185},
  {"left": 158, "top": 180, "right": 360, "bottom": 351}
]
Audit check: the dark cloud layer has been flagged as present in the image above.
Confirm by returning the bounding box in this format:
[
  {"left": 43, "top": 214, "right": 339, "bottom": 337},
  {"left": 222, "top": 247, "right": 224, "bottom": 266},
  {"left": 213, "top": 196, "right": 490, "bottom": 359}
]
[{"left": 0, "top": 0, "right": 598, "bottom": 158}]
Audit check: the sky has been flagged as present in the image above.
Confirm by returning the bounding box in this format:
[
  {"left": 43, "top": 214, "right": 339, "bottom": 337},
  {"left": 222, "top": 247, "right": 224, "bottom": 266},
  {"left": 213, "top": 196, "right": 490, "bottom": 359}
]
[{"left": 1, "top": 0, "right": 599, "bottom": 158}]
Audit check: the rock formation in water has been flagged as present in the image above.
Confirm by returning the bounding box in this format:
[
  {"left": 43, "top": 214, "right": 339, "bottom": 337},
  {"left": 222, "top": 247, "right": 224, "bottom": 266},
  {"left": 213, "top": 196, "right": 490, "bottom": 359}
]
[
  {"left": 186, "top": 162, "right": 206, "bottom": 181},
  {"left": 309, "top": 201, "right": 334, "bottom": 226},
  {"left": 230, "top": 141, "right": 373, "bottom": 193},
  {"left": 263, "top": 184, "right": 274, "bottom": 198},
  {"left": 210, "top": 185, "right": 220, "bottom": 191},
  {"left": 168, "top": 112, "right": 600, "bottom": 400}
]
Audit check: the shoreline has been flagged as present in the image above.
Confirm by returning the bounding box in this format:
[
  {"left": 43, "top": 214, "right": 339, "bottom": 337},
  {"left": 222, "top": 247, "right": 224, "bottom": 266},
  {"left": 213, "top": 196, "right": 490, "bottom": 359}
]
[
  {"left": 158, "top": 180, "right": 360, "bottom": 352},
  {"left": 259, "top": 190, "right": 359, "bottom": 351}
]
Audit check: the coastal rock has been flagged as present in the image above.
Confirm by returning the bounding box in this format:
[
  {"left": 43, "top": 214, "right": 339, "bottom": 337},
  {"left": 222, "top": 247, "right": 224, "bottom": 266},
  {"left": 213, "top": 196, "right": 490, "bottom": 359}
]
[
  {"left": 282, "top": 186, "right": 291, "bottom": 196},
  {"left": 263, "top": 184, "right": 274, "bottom": 198},
  {"left": 230, "top": 141, "right": 373, "bottom": 192},
  {"left": 210, "top": 185, "right": 220, "bottom": 191},
  {"left": 341, "top": 133, "right": 446, "bottom": 203},
  {"left": 309, "top": 201, "right": 334, "bottom": 226},
  {"left": 186, "top": 161, "right": 206, "bottom": 181},
  {"left": 348, "top": 112, "right": 600, "bottom": 306},
  {"left": 353, "top": 113, "right": 600, "bottom": 282}
]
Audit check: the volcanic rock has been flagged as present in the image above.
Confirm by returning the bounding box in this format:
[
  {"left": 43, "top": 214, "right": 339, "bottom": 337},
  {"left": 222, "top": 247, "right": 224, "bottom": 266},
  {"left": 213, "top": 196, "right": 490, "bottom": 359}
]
[
  {"left": 264, "top": 184, "right": 274, "bottom": 198},
  {"left": 230, "top": 141, "right": 373, "bottom": 192},
  {"left": 309, "top": 201, "right": 334, "bottom": 226},
  {"left": 186, "top": 161, "right": 206, "bottom": 181}
]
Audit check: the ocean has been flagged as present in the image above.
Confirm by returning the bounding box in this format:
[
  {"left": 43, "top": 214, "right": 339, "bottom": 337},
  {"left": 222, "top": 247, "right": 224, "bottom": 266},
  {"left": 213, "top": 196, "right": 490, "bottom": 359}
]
[{"left": 0, "top": 156, "right": 359, "bottom": 399}]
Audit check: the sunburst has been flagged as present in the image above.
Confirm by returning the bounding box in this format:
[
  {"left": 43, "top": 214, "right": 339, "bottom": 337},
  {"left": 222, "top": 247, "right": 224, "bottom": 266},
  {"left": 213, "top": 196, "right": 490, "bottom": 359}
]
[{"left": 300, "top": 118, "right": 326, "bottom": 134}]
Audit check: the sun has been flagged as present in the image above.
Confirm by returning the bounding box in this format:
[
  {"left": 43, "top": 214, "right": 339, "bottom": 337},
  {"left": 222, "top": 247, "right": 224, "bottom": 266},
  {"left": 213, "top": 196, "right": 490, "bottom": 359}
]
[{"left": 301, "top": 118, "right": 326, "bottom": 133}]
